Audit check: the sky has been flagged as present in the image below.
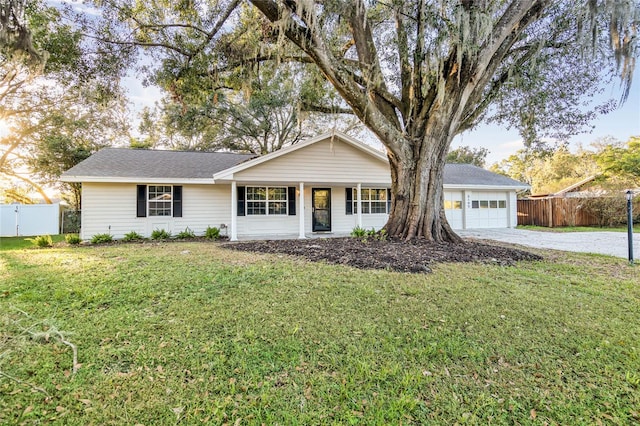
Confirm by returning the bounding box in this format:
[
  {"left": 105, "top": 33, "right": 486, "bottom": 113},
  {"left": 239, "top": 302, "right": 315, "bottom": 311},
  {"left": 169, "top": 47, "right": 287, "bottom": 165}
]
[{"left": 452, "top": 67, "right": 640, "bottom": 165}]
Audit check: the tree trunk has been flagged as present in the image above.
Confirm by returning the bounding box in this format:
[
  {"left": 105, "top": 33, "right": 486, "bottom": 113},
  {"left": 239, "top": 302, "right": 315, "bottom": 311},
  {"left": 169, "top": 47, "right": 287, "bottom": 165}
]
[{"left": 383, "top": 132, "right": 463, "bottom": 243}]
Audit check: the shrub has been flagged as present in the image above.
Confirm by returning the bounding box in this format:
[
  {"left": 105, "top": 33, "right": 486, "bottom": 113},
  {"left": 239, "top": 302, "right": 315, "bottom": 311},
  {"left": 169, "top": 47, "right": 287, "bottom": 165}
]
[
  {"left": 581, "top": 195, "right": 629, "bottom": 227},
  {"left": 31, "top": 235, "right": 53, "bottom": 248},
  {"left": 123, "top": 231, "right": 144, "bottom": 242},
  {"left": 176, "top": 227, "right": 196, "bottom": 239},
  {"left": 65, "top": 234, "right": 82, "bottom": 245},
  {"left": 151, "top": 229, "right": 171, "bottom": 240},
  {"left": 351, "top": 226, "right": 387, "bottom": 241},
  {"left": 350, "top": 226, "right": 367, "bottom": 238},
  {"left": 91, "top": 233, "right": 113, "bottom": 244},
  {"left": 204, "top": 226, "right": 220, "bottom": 240}
]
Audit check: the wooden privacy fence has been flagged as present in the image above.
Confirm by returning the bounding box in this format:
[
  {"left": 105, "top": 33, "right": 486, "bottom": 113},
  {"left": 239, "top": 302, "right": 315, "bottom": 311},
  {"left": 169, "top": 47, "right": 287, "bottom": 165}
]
[{"left": 517, "top": 198, "right": 600, "bottom": 227}]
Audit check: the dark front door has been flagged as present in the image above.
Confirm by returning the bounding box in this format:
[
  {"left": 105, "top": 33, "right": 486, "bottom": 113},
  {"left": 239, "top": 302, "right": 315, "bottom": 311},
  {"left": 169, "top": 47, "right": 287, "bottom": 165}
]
[{"left": 312, "top": 188, "right": 331, "bottom": 232}]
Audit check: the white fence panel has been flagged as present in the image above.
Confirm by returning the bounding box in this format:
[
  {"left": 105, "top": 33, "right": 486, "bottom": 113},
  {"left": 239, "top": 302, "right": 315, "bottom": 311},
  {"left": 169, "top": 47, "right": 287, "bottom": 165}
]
[{"left": 0, "top": 204, "right": 60, "bottom": 237}]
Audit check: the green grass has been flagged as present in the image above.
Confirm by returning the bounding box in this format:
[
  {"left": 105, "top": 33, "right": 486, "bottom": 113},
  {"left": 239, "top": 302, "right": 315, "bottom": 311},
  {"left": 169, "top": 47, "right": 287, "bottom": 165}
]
[
  {"left": 518, "top": 224, "right": 640, "bottom": 233},
  {"left": 0, "top": 235, "right": 66, "bottom": 251},
  {"left": 1, "top": 242, "right": 639, "bottom": 424}
]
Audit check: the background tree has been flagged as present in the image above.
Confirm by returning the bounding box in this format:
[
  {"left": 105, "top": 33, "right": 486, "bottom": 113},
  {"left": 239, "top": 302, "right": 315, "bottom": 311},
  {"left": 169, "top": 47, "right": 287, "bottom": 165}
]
[
  {"left": 446, "top": 146, "right": 489, "bottom": 168},
  {"left": 88, "top": 0, "right": 638, "bottom": 241},
  {"left": 0, "top": 0, "right": 43, "bottom": 64},
  {"left": 121, "top": 3, "right": 354, "bottom": 154},
  {"left": 0, "top": 0, "right": 132, "bottom": 205},
  {"left": 154, "top": 63, "right": 351, "bottom": 153},
  {"left": 596, "top": 136, "right": 640, "bottom": 185},
  {"left": 491, "top": 144, "right": 601, "bottom": 195}
]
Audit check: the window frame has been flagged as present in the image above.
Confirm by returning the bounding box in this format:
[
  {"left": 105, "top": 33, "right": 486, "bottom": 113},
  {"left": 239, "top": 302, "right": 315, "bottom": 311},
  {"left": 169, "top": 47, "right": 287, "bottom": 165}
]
[
  {"left": 353, "top": 187, "right": 389, "bottom": 214},
  {"left": 148, "top": 185, "right": 173, "bottom": 217},
  {"left": 246, "top": 186, "right": 289, "bottom": 216},
  {"left": 471, "top": 198, "right": 508, "bottom": 209}
]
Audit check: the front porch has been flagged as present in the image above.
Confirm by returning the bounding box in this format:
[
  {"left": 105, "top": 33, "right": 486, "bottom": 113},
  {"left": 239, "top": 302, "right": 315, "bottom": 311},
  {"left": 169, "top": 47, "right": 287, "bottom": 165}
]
[{"left": 229, "top": 181, "right": 390, "bottom": 241}]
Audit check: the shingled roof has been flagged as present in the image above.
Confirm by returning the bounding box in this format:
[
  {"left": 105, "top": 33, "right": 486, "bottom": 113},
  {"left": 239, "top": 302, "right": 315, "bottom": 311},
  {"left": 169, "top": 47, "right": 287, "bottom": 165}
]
[
  {"left": 443, "top": 163, "right": 528, "bottom": 188},
  {"left": 62, "top": 146, "right": 527, "bottom": 189},
  {"left": 61, "top": 148, "right": 257, "bottom": 181}
]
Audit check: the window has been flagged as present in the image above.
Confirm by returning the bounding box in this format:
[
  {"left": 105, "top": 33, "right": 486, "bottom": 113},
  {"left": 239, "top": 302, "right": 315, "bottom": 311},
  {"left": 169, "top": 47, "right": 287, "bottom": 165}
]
[
  {"left": 353, "top": 188, "right": 388, "bottom": 214},
  {"left": 148, "top": 185, "right": 172, "bottom": 216},
  {"left": 471, "top": 198, "right": 507, "bottom": 209},
  {"left": 246, "top": 186, "right": 288, "bottom": 215},
  {"left": 444, "top": 200, "right": 462, "bottom": 210},
  {"left": 136, "top": 185, "right": 181, "bottom": 218}
]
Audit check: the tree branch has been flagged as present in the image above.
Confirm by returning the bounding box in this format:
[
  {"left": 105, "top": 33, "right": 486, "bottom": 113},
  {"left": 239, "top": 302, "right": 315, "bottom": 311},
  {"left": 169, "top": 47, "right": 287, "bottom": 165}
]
[{"left": 300, "top": 102, "right": 354, "bottom": 114}]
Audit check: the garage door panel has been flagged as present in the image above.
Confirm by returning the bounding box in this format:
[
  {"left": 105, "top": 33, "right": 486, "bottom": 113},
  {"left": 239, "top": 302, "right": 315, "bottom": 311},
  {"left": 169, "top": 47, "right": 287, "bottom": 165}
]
[
  {"left": 444, "top": 191, "right": 464, "bottom": 229},
  {"left": 467, "top": 191, "right": 509, "bottom": 229}
]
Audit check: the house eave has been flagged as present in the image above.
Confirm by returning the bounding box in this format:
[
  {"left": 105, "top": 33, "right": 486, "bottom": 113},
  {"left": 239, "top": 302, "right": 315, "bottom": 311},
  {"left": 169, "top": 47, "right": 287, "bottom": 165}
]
[
  {"left": 60, "top": 176, "right": 215, "bottom": 184},
  {"left": 444, "top": 184, "right": 530, "bottom": 191}
]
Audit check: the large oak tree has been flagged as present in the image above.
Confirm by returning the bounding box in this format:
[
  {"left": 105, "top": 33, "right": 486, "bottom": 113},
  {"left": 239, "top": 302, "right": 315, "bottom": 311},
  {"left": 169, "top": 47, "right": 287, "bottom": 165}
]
[{"left": 91, "top": 0, "right": 638, "bottom": 241}]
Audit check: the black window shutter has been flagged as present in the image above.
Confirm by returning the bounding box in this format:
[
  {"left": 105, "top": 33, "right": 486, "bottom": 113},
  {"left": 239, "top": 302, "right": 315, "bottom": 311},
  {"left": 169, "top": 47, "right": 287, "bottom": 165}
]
[
  {"left": 136, "top": 185, "right": 147, "bottom": 217},
  {"left": 237, "top": 186, "right": 245, "bottom": 216},
  {"left": 345, "top": 188, "right": 353, "bottom": 215},
  {"left": 287, "top": 187, "right": 296, "bottom": 215},
  {"left": 173, "top": 186, "right": 183, "bottom": 217},
  {"left": 387, "top": 188, "right": 392, "bottom": 213}
]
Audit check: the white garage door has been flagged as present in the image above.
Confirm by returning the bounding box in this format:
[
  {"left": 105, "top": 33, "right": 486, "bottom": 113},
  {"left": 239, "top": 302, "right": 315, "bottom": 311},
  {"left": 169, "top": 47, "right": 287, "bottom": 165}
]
[
  {"left": 444, "top": 191, "right": 464, "bottom": 229},
  {"left": 466, "top": 191, "right": 509, "bottom": 229}
]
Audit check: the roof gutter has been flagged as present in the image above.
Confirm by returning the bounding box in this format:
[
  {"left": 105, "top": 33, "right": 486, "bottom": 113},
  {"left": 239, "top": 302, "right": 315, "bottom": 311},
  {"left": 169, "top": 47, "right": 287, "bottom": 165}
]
[{"left": 60, "top": 176, "right": 216, "bottom": 184}]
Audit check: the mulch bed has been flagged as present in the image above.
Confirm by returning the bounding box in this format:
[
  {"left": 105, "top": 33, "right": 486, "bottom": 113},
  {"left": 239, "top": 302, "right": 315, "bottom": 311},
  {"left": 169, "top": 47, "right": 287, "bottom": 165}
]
[{"left": 223, "top": 237, "right": 543, "bottom": 273}]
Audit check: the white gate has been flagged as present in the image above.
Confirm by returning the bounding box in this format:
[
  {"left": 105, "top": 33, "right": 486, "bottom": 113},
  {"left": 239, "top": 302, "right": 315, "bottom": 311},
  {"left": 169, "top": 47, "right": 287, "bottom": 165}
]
[{"left": 0, "top": 204, "right": 60, "bottom": 237}]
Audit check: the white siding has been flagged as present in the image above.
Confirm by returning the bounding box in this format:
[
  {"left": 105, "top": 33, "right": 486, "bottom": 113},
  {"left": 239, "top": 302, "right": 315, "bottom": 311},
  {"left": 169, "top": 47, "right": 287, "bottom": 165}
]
[
  {"left": 508, "top": 191, "right": 517, "bottom": 228},
  {"left": 80, "top": 183, "right": 231, "bottom": 240},
  {"left": 233, "top": 138, "right": 391, "bottom": 185},
  {"left": 173, "top": 185, "right": 231, "bottom": 236}
]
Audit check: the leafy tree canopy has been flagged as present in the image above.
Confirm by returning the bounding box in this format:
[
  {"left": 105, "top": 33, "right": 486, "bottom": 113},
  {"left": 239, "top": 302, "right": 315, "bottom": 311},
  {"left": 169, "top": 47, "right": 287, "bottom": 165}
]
[
  {"left": 596, "top": 135, "right": 640, "bottom": 185},
  {"left": 490, "top": 136, "right": 640, "bottom": 195},
  {"left": 446, "top": 145, "right": 489, "bottom": 168},
  {"left": 0, "top": 0, "right": 132, "bottom": 205}
]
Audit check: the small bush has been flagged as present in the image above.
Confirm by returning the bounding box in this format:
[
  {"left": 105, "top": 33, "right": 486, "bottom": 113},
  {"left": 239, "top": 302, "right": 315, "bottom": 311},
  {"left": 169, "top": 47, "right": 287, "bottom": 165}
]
[
  {"left": 151, "top": 229, "right": 171, "bottom": 240},
  {"left": 91, "top": 233, "right": 113, "bottom": 244},
  {"left": 351, "top": 226, "right": 387, "bottom": 241},
  {"left": 65, "top": 234, "right": 81, "bottom": 245},
  {"left": 176, "top": 227, "right": 196, "bottom": 239},
  {"left": 204, "top": 226, "right": 220, "bottom": 240},
  {"left": 31, "top": 235, "right": 53, "bottom": 248},
  {"left": 123, "top": 231, "right": 145, "bottom": 242},
  {"left": 350, "top": 226, "right": 367, "bottom": 238}
]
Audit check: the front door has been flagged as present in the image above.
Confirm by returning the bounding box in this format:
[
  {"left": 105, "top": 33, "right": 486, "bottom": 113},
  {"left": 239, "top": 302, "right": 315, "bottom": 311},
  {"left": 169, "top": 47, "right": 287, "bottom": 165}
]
[{"left": 312, "top": 188, "right": 331, "bottom": 232}]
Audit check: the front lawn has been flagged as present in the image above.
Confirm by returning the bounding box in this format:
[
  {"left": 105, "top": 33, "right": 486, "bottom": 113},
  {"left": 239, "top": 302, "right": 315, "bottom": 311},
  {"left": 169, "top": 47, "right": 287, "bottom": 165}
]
[
  {"left": 0, "top": 235, "right": 66, "bottom": 251},
  {"left": 1, "top": 242, "right": 638, "bottom": 424}
]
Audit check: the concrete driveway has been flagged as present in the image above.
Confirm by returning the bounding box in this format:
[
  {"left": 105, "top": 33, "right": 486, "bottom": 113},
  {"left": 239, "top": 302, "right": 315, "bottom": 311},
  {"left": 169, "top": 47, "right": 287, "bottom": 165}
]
[{"left": 457, "top": 228, "right": 639, "bottom": 259}]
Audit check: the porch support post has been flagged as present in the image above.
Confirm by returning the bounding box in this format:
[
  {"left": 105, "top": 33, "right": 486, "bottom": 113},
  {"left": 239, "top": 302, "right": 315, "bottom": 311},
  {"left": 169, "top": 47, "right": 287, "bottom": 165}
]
[
  {"left": 356, "top": 183, "right": 363, "bottom": 228},
  {"left": 230, "top": 181, "right": 238, "bottom": 241},
  {"left": 298, "top": 182, "right": 305, "bottom": 238}
]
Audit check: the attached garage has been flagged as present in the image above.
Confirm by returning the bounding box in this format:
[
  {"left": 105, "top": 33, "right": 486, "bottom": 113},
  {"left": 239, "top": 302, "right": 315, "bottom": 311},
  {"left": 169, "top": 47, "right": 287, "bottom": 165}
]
[{"left": 443, "top": 164, "right": 528, "bottom": 230}]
